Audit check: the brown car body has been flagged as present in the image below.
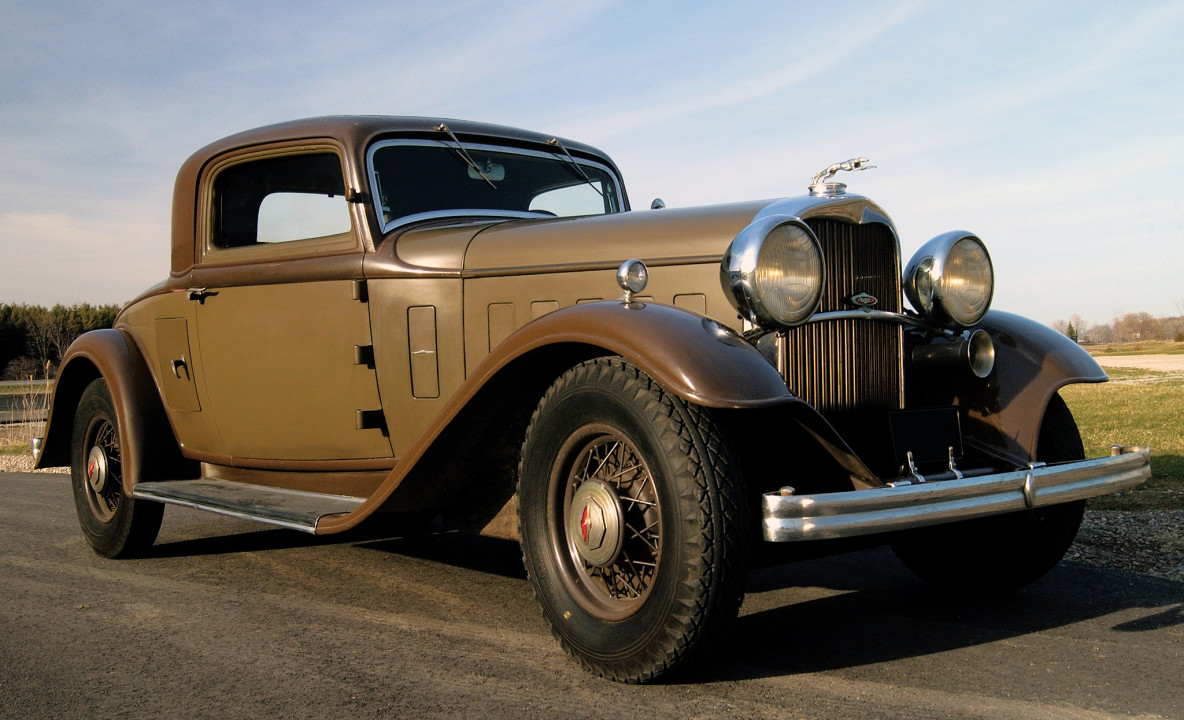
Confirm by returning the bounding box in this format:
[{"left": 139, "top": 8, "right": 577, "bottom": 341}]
[{"left": 35, "top": 116, "right": 1149, "bottom": 682}]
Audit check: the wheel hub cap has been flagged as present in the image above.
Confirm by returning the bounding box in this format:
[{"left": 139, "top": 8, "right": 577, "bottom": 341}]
[
  {"left": 86, "top": 446, "right": 108, "bottom": 493},
  {"left": 569, "top": 481, "right": 624, "bottom": 567}
]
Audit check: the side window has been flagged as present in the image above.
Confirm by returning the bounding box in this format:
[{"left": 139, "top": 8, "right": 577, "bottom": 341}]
[
  {"left": 211, "top": 152, "right": 351, "bottom": 249},
  {"left": 257, "top": 192, "right": 351, "bottom": 243}
]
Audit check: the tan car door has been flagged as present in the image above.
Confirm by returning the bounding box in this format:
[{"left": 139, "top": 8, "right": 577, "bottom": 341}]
[
  {"left": 188, "top": 146, "right": 392, "bottom": 462},
  {"left": 191, "top": 276, "right": 390, "bottom": 461}
]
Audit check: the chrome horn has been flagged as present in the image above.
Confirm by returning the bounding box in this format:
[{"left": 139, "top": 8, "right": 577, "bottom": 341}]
[{"left": 911, "top": 329, "right": 995, "bottom": 379}]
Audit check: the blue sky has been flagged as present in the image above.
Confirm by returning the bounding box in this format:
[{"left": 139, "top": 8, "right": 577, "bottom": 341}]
[{"left": 2, "top": 0, "right": 1182, "bottom": 326}]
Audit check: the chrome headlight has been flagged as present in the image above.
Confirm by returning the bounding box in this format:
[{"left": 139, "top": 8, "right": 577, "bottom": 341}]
[
  {"left": 720, "top": 217, "right": 825, "bottom": 329},
  {"left": 904, "top": 231, "right": 994, "bottom": 329}
]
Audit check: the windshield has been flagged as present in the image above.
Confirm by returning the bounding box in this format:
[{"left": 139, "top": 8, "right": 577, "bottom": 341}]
[{"left": 367, "top": 140, "right": 623, "bottom": 232}]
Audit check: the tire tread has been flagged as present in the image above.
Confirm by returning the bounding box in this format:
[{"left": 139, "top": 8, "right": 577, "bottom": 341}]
[{"left": 518, "top": 357, "right": 748, "bottom": 682}]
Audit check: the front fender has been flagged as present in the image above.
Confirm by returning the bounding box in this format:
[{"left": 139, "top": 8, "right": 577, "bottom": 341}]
[
  {"left": 486, "top": 301, "right": 794, "bottom": 409},
  {"left": 960, "top": 310, "right": 1106, "bottom": 462},
  {"left": 35, "top": 329, "right": 190, "bottom": 490}
]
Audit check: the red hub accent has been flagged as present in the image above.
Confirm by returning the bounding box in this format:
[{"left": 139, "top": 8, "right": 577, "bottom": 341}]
[{"left": 580, "top": 504, "right": 591, "bottom": 544}]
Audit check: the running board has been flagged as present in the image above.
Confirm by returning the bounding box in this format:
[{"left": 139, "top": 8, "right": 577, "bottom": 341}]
[{"left": 132, "top": 479, "right": 366, "bottom": 534}]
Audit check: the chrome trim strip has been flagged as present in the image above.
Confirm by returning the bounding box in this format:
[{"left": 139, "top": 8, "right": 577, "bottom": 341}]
[
  {"left": 754, "top": 193, "right": 897, "bottom": 233},
  {"left": 761, "top": 446, "right": 1150, "bottom": 542},
  {"left": 392, "top": 209, "right": 551, "bottom": 226},
  {"left": 461, "top": 254, "right": 723, "bottom": 279},
  {"left": 807, "top": 309, "right": 944, "bottom": 332}
]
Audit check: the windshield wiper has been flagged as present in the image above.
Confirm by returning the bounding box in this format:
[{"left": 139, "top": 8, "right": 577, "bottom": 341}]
[
  {"left": 547, "top": 138, "right": 605, "bottom": 199},
  {"left": 435, "top": 124, "right": 497, "bottom": 190}
]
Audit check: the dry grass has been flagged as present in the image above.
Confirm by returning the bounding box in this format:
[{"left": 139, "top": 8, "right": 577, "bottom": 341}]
[
  {"left": 0, "top": 378, "right": 49, "bottom": 456},
  {"left": 1087, "top": 340, "right": 1184, "bottom": 356}
]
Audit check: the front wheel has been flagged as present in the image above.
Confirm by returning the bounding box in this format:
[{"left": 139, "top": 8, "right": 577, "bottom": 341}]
[
  {"left": 518, "top": 358, "right": 749, "bottom": 683},
  {"left": 71, "top": 378, "right": 163, "bottom": 558},
  {"left": 891, "top": 393, "right": 1086, "bottom": 593}
]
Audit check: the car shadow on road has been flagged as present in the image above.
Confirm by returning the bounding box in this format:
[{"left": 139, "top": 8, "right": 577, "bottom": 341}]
[
  {"left": 149, "top": 515, "right": 423, "bottom": 558},
  {"left": 695, "top": 546, "right": 1184, "bottom": 683},
  {"left": 151, "top": 518, "right": 530, "bottom": 579},
  {"left": 150, "top": 520, "right": 1182, "bottom": 684},
  {"left": 352, "top": 531, "right": 528, "bottom": 579}
]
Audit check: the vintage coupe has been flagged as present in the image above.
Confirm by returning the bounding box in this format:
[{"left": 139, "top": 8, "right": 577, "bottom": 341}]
[{"left": 34, "top": 116, "right": 1149, "bottom": 682}]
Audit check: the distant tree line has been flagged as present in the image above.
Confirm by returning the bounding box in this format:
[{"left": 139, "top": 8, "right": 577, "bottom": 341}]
[
  {"left": 1051, "top": 309, "right": 1184, "bottom": 345},
  {"left": 1, "top": 303, "right": 120, "bottom": 381}
]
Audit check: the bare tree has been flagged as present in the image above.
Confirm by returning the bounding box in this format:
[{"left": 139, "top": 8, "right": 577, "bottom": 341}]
[
  {"left": 1068, "top": 313, "right": 1088, "bottom": 343},
  {"left": 1116, "top": 312, "right": 1162, "bottom": 342},
  {"left": 24, "top": 309, "right": 56, "bottom": 378},
  {"left": 46, "top": 307, "right": 77, "bottom": 367},
  {"left": 1090, "top": 323, "right": 1115, "bottom": 344}
]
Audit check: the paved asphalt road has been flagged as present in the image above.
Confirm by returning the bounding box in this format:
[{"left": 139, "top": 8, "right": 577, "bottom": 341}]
[{"left": 2, "top": 471, "right": 1181, "bottom": 720}]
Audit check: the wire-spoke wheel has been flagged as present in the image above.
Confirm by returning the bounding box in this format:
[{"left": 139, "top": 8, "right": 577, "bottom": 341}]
[
  {"left": 82, "top": 416, "right": 121, "bottom": 523},
  {"left": 70, "top": 379, "right": 163, "bottom": 558},
  {"left": 552, "top": 427, "right": 662, "bottom": 620},
  {"left": 519, "top": 357, "right": 749, "bottom": 683}
]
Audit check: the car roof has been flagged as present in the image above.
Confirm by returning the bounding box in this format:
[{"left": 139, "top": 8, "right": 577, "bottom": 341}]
[{"left": 170, "top": 116, "right": 619, "bottom": 275}]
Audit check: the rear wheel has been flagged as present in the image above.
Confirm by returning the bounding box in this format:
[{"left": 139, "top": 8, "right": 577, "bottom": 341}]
[
  {"left": 891, "top": 393, "right": 1086, "bottom": 593},
  {"left": 518, "top": 357, "right": 749, "bottom": 683},
  {"left": 71, "top": 379, "right": 163, "bottom": 558}
]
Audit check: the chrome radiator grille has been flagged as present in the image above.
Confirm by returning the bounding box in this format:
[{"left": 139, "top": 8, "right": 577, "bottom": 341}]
[{"left": 782, "top": 219, "right": 903, "bottom": 429}]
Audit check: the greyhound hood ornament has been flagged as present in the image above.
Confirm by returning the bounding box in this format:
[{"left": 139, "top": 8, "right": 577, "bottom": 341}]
[{"left": 809, "top": 157, "right": 875, "bottom": 196}]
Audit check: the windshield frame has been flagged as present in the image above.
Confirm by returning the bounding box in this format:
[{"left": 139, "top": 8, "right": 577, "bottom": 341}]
[{"left": 365, "top": 138, "right": 626, "bottom": 234}]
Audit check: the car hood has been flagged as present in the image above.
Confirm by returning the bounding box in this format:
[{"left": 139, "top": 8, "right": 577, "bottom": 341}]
[
  {"left": 389, "top": 200, "right": 774, "bottom": 274},
  {"left": 463, "top": 200, "right": 773, "bottom": 273}
]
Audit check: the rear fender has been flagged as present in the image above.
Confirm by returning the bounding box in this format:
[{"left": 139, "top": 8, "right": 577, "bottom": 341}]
[{"left": 35, "top": 329, "right": 191, "bottom": 490}]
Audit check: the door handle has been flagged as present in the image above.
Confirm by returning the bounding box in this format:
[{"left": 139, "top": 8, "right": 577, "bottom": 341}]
[{"left": 187, "top": 287, "right": 216, "bottom": 303}]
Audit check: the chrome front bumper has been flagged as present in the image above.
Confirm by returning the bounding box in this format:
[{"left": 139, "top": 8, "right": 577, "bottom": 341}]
[{"left": 762, "top": 445, "right": 1150, "bottom": 542}]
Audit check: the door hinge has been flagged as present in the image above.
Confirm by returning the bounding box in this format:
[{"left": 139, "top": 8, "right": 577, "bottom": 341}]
[
  {"left": 352, "top": 279, "right": 368, "bottom": 303},
  {"left": 353, "top": 345, "right": 375, "bottom": 368},
  {"left": 356, "top": 409, "right": 387, "bottom": 435}
]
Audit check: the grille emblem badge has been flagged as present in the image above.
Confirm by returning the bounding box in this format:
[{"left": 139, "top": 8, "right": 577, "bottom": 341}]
[{"left": 847, "top": 292, "right": 878, "bottom": 310}]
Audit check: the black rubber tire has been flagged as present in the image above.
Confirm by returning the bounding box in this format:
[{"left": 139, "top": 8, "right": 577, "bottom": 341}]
[
  {"left": 891, "top": 393, "right": 1086, "bottom": 593},
  {"left": 518, "top": 357, "right": 749, "bottom": 683},
  {"left": 70, "top": 378, "right": 163, "bottom": 558}
]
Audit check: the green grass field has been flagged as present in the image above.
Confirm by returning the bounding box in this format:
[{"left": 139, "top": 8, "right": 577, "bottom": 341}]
[
  {"left": 1087, "top": 340, "right": 1184, "bottom": 356},
  {"left": 1060, "top": 367, "right": 1183, "bottom": 510}
]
